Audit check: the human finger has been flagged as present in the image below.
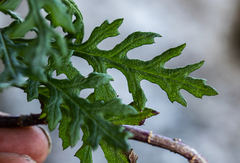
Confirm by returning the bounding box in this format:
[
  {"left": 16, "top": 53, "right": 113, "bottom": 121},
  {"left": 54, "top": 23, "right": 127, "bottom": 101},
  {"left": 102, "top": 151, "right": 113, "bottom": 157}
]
[
  {"left": 0, "top": 152, "right": 37, "bottom": 163},
  {"left": 0, "top": 112, "right": 51, "bottom": 163}
]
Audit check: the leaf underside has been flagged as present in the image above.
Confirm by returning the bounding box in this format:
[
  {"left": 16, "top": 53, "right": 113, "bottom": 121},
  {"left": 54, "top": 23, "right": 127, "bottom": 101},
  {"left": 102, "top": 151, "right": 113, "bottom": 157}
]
[{"left": 0, "top": 0, "right": 218, "bottom": 163}]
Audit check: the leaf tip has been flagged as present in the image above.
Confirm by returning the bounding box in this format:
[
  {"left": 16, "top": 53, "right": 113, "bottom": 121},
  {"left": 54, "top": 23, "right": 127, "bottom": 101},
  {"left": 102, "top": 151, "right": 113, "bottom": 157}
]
[
  {"left": 179, "top": 43, "right": 187, "bottom": 50},
  {"left": 152, "top": 110, "right": 160, "bottom": 115},
  {"left": 179, "top": 98, "right": 188, "bottom": 107},
  {"left": 118, "top": 18, "right": 124, "bottom": 22},
  {"left": 156, "top": 33, "right": 162, "bottom": 38},
  {"left": 199, "top": 60, "right": 205, "bottom": 65},
  {"left": 208, "top": 86, "right": 219, "bottom": 96}
]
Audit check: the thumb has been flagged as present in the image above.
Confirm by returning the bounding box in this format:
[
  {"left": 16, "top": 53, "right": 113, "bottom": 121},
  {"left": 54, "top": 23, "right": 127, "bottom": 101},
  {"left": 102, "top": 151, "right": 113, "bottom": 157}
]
[{"left": 0, "top": 152, "right": 37, "bottom": 163}]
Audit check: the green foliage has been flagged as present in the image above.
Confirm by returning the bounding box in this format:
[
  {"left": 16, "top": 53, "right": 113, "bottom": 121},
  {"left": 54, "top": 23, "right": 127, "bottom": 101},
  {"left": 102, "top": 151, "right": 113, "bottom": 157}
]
[
  {"left": 0, "top": 0, "right": 218, "bottom": 162},
  {"left": 71, "top": 19, "right": 217, "bottom": 109},
  {"left": 0, "top": 31, "right": 27, "bottom": 90},
  {"left": 100, "top": 140, "right": 129, "bottom": 163}
]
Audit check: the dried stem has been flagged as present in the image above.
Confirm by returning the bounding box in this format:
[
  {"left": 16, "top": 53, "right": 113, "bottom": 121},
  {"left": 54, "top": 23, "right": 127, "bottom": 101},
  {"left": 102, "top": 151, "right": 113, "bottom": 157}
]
[
  {"left": 124, "top": 125, "right": 208, "bottom": 163},
  {"left": 0, "top": 114, "right": 47, "bottom": 127},
  {"left": 0, "top": 114, "right": 208, "bottom": 162}
]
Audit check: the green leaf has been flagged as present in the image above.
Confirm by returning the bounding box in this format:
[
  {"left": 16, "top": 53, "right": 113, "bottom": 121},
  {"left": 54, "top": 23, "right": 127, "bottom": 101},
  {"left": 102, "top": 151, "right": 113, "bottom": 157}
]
[
  {"left": 109, "top": 107, "right": 159, "bottom": 126},
  {"left": 61, "top": 0, "right": 84, "bottom": 43},
  {"left": 27, "top": 70, "right": 137, "bottom": 150},
  {"left": 70, "top": 19, "right": 218, "bottom": 110},
  {"left": 0, "top": 0, "right": 22, "bottom": 11},
  {"left": 84, "top": 99, "right": 136, "bottom": 150},
  {"left": 0, "top": 0, "right": 23, "bottom": 23},
  {"left": 94, "top": 83, "right": 117, "bottom": 102},
  {"left": 75, "top": 126, "right": 93, "bottom": 163},
  {"left": 6, "top": 0, "right": 74, "bottom": 81},
  {"left": 42, "top": 0, "right": 75, "bottom": 32},
  {"left": 10, "top": 0, "right": 74, "bottom": 38},
  {"left": 100, "top": 140, "right": 129, "bottom": 163},
  {"left": 25, "top": 79, "right": 40, "bottom": 101},
  {"left": 1, "top": 1, "right": 219, "bottom": 162},
  {"left": 58, "top": 106, "right": 71, "bottom": 150},
  {"left": 75, "top": 145, "right": 93, "bottom": 163},
  {"left": 41, "top": 72, "right": 108, "bottom": 131},
  {"left": 0, "top": 31, "right": 28, "bottom": 91},
  {"left": 48, "top": 50, "right": 80, "bottom": 80},
  {"left": 0, "top": 10, "right": 23, "bottom": 23}
]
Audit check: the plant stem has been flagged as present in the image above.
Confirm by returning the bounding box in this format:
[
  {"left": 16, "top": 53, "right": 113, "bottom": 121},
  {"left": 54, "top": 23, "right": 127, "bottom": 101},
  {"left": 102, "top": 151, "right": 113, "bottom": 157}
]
[
  {"left": 124, "top": 125, "right": 208, "bottom": 163},
  {"left": 0, "top": 114, "right": 208, "bottom": 162},
  {"left": 0, "top": 113, "right": 47, "bottom": 127}
]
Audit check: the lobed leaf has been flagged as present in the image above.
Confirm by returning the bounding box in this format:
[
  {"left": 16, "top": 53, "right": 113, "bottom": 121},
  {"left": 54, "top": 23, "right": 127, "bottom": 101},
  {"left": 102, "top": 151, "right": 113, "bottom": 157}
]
[{"left": 70, "top": 19, "right": 218, "bottom": 110}]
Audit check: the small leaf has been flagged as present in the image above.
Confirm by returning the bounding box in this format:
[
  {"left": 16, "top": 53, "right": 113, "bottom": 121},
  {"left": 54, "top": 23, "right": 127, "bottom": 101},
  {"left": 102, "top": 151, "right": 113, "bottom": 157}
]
[
  {"left": 25, "top": 79, "right": 40, "bottom": 101},
  {"left": 109, "top": 107, "right": 159, "bottom": 126}
]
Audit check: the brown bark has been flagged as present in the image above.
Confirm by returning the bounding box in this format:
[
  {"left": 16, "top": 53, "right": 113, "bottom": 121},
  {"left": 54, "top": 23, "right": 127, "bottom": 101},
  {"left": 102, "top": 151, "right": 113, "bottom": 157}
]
[
  {"left": 0, "top": 114, "right": 47, "bottom": 127},
  {"left": 124, "top": 125, "right": 208, "bottom": 163}
]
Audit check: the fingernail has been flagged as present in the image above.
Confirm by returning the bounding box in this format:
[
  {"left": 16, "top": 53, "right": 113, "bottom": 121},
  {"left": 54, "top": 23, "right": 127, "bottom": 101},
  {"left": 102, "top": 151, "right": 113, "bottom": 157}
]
[
  {"left": 22, "top": 155, "right": 37, "bottom": 163},
  {"left": 38, "top": 126, "right": 52, "bottom": 154}
]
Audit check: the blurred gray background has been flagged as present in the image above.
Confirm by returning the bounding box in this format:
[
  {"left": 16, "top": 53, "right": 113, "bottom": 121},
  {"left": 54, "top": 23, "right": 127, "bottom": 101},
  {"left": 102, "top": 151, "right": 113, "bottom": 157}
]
[{"left": 1, "top": 0, "right": 240, "bottom": 162}]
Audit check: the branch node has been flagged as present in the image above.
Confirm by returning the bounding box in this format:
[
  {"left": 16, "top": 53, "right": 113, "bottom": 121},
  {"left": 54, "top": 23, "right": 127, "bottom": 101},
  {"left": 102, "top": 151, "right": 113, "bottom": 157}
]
[
  {"left": 189, "top": 156, "right": 197, "bottom": 163},
  {"left": 148, "top": 130, "right": 153, "bottom": 143}
]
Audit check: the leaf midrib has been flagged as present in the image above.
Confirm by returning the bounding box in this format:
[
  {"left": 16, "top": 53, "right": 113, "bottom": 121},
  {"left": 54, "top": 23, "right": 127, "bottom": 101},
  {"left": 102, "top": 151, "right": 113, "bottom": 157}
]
[
  {"left": 72, "top": 49, "right": 205, "bottom": 92},
  {"left": 12, "top": 38, "right": 208, "bottom": 92},
  {"left": 48, "top": 79, "right": 128, "bottom": 148}
]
